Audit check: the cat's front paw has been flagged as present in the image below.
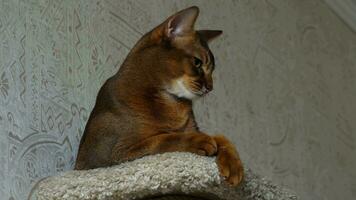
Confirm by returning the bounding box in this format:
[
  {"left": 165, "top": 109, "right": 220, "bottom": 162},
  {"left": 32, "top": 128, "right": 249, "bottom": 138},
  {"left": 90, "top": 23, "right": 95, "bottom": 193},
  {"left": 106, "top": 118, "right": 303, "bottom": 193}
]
[
  {"left": 187, "top": 133, "right": 217, "bottom": 156},
  {"left": 216, "top": 146, "right": 244, "bottom": 186}
]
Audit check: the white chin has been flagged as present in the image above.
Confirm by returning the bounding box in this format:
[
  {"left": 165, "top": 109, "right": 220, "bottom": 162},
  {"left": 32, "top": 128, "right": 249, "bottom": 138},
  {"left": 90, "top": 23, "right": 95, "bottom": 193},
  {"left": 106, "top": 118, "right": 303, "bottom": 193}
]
[{"left": 166, "top": 79, "right": 198, "bottom": 100}]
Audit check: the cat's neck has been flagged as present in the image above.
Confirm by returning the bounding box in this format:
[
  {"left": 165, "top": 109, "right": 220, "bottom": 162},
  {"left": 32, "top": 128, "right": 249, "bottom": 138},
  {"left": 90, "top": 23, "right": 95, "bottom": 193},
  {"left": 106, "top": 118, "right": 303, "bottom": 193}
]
[
  {"left": 161, "top": 90, "right": 193, "bottom": 107},
  {"left": 109, "top": 73, "right": 193, "bottom": 114}
]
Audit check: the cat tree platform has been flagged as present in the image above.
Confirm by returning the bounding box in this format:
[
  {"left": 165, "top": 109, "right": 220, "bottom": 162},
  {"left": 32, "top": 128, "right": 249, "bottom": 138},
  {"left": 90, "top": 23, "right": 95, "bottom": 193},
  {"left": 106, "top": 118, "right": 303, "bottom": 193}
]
[{"left": 29, "top": 152, "right": 298, "bottom": 200}]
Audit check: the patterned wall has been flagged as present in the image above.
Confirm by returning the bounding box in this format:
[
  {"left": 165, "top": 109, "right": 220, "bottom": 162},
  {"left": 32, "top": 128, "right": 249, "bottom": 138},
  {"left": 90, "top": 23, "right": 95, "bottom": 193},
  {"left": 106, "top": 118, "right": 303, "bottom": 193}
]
[{"left": 0, "top": 0, "right": 355, "bottom": 200}]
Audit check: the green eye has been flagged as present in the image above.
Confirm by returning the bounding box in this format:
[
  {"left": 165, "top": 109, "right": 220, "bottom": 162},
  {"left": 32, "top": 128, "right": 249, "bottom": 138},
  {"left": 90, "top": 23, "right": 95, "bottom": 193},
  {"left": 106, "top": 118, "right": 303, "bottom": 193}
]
[{"left": 194, "top": 57, "right": 202, "bottom": 68}]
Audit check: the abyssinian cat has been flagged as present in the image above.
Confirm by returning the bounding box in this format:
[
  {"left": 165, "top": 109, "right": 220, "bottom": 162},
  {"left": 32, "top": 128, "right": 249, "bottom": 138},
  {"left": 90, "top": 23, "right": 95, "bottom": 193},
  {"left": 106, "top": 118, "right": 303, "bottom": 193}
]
[{"left": 75, "top": 6, "right": 243, "bottom": 186}]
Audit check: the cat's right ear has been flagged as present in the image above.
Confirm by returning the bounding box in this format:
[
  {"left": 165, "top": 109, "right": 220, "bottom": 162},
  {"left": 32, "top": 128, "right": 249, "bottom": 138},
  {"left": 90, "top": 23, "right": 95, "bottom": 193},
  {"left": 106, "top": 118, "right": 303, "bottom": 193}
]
[
  {"left": 197, "top": 30, "right": 223, "bottom": 43},
  {"left": 165, "top": 6, "right": 199, "bottom": 38}
]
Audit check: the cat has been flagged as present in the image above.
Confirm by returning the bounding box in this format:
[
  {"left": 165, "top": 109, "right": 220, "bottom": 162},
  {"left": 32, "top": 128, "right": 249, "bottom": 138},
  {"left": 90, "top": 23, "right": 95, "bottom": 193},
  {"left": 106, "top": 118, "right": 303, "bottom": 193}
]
[{"left": 75, "top": 6, "right": 243, "bottom": 186}]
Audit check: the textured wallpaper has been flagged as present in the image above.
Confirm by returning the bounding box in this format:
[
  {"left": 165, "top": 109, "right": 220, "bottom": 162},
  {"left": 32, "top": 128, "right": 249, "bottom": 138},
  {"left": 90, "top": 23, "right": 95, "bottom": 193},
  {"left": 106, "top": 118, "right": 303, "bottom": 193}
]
[{"left": 0, "top": 0, "right": 355, "bottom": 199}]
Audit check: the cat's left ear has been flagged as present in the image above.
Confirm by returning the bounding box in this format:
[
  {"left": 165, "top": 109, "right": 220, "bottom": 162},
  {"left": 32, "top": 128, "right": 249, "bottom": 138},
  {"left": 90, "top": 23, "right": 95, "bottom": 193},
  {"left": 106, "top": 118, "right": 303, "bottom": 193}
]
[
  {"left": 197, "top": 30, "right": 223, "bottom": 43},
  {"left": 165, "top": 6, "right": 199, "bottom": 38}
]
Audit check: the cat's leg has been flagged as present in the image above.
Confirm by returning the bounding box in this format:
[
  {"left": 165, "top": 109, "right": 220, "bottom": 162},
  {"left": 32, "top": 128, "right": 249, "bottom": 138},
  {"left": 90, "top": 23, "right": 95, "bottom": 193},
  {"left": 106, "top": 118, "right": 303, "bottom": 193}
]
[
  {"left": 111, "top": 132, "right": 217, "bottom": 163},
  {"left": 213, "top": 135, "right": 244, "bottom": 186}
]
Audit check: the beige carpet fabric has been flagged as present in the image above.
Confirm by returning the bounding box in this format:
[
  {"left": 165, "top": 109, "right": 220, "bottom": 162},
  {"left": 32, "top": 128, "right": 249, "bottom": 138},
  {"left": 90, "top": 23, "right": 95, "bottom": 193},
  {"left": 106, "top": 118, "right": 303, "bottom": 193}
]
[{"left": 30, "top": 152, "right": 298, "bottom": 200}]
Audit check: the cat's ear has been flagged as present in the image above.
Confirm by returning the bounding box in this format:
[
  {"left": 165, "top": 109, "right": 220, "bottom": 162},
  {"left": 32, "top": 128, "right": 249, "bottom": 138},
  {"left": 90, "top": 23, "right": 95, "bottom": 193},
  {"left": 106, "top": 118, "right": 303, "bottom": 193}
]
[
  {"left": 197, "top": 30, "right": 223, "bottom": 43},
  {"left": 165, "top": 6, "right": 199, "bottom": 38}
]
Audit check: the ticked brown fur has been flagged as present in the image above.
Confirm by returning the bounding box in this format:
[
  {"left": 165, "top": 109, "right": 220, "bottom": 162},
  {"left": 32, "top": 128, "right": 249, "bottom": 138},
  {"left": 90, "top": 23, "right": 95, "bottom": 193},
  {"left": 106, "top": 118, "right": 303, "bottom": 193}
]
[{"left": 75, "top": 6, "right": 243, "bottom": 186}]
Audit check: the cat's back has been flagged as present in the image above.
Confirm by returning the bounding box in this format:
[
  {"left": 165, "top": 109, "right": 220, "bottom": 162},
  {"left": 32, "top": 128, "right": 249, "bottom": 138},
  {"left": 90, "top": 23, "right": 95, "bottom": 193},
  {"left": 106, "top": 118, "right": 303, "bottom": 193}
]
[{"left": 75, "top": 76, "right": 139, "bottom": 169}]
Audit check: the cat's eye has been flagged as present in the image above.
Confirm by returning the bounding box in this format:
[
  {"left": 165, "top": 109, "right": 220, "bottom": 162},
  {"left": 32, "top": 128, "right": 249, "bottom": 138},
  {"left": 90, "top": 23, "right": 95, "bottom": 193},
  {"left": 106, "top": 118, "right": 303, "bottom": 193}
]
[{"left": 194, "top": 57, "right": 202, "bottom": 68}]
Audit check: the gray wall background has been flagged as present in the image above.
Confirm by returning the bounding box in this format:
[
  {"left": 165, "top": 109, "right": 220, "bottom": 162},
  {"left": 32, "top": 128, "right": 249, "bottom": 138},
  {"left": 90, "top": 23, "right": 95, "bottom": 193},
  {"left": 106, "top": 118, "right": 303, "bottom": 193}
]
[{"left": 0, "top": 0, "right": 355, "bottom": 199}]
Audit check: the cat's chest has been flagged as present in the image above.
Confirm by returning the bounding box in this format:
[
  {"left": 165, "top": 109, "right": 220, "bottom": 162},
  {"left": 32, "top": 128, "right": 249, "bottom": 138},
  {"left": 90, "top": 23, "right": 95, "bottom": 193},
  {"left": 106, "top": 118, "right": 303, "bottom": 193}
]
[
  {"left": 163, "top": 103, "right": 190, "bottom": 127},
  {"left": 155, "top": 95, "right": 191, "bottom": 131}
]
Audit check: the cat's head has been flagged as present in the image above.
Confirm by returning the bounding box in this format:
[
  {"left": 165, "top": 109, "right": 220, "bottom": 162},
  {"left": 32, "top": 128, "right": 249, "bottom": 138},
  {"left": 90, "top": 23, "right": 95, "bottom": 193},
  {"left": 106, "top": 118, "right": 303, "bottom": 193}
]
[{"left": 133, "top": 6, "right": 222, "bottom": 100}]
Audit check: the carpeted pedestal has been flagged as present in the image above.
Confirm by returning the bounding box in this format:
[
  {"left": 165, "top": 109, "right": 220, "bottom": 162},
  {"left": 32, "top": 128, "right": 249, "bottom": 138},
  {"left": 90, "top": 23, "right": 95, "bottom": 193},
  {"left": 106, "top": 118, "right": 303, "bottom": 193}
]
[{"left": 29, "top": 152, "right": 298, "bottom": 200}]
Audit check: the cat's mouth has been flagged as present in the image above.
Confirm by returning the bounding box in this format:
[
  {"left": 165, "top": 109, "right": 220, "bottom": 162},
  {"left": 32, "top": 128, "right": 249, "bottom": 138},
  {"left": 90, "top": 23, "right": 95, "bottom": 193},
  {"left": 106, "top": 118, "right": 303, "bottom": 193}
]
[
  {"left": 193, "top": 89, "right": 209, "bottom": 97},
  {"left": 166, "top": 78, "right": 203, "bottom": 100}
]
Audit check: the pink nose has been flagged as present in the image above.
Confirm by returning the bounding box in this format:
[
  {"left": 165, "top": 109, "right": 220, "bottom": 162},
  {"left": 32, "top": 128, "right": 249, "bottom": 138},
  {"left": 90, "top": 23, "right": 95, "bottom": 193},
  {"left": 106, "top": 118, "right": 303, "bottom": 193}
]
[
  {"left": 202, "top": 85, "right": 212, "bottom": 94},
  {"left": 205, "top": 84, "right": 213, "bottom": 91}
]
